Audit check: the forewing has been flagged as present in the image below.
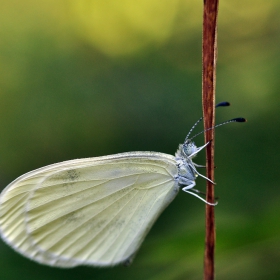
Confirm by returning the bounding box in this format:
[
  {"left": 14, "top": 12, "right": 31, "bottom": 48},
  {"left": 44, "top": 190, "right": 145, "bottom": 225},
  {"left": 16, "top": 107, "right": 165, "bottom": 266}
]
[{"left": 0, "top": 152, "right": 178, "bottom": 267}]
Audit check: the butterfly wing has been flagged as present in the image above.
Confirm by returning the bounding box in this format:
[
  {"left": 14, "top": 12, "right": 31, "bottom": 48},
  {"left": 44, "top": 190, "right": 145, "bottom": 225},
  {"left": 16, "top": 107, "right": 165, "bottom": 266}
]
[{"left": 0, "top": 152, "right": 179, "bottom": 267}]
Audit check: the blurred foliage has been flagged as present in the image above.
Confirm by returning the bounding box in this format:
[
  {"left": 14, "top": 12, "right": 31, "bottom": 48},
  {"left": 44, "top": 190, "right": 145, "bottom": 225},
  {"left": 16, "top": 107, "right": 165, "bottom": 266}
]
[{"left": 0, "top": 0, "right": 280, "bottom": 279}]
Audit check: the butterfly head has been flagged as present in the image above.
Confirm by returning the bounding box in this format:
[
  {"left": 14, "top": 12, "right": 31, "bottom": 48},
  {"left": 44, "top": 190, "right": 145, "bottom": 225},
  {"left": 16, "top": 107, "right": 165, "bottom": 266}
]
[
  {"left": 175, "top": 139, "right": 198, "bottom": 159},
  {"left": 183, "top": 139, "right": 198, "bottom": 158}
]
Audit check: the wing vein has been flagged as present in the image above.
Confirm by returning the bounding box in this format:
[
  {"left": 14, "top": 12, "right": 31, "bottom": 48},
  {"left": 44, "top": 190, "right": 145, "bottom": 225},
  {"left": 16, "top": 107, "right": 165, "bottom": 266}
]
[
  {"left": 28, "top": 176, "right": 140, "bottom": 254},
  {"left": 104, "top": 189, "right": 150, "bottom": 263},
  {"left": 30, "top": 172, "right": 170, "bottom": 211},
  {"left": 43, "top": 179, "right": 141, "bottom": 262}
]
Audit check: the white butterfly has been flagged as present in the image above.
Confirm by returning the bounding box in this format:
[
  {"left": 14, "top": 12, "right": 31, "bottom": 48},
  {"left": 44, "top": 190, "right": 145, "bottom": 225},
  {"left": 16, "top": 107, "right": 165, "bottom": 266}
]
[{"left": 0, "top": 105, "right": 245, "bottom": 267}]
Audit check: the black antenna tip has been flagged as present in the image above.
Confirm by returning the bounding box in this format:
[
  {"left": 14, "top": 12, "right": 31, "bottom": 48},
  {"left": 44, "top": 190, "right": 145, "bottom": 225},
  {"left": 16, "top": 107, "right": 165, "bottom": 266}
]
[
  {"left": 216, "top": 101, "right": 230, "bottom": 108},
  {"left": 232, "top": 117, "right": 247, "bottom": 122}
]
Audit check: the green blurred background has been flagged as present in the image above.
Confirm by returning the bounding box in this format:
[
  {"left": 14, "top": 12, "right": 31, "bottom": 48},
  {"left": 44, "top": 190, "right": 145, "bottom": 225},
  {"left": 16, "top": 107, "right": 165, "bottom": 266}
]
[{"left": 0, "top": 0, "right": 279, "bottom": 279}]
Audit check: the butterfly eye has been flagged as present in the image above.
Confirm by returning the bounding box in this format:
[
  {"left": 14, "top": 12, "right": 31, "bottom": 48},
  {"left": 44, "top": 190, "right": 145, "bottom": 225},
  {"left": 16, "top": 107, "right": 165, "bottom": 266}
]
[{"left": 183, "top": 140, "right": 197, "bottom": 157}]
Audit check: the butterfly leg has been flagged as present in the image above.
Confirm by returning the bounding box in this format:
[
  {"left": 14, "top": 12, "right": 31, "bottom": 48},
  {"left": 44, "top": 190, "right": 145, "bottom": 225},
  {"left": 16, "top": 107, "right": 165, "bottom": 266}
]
[
  {"left": 193, "top": 163, "right": 206, "bottom": 168},
  {"left": 193, "top": 163, "right": 217, "bottom": 169},
  {"left": 181, "top": 181, "right": 217, "bottom": 206},
  {"left": 181, "top": 181, "right": 196, "bottom": 191},
  {"left": 189, "top": 164, "right": 216, "bottom": 185}
]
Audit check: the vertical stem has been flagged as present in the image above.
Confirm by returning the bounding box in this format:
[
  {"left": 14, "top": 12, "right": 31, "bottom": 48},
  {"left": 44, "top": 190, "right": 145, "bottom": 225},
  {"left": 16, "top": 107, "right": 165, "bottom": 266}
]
[{"left": 202, "top": 0, "right": 219, "bottom": 280}]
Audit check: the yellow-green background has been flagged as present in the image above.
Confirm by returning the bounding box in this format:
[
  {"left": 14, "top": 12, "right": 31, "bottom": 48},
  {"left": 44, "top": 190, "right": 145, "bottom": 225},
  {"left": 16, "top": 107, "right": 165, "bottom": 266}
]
[{"left": 0, "top": 1, "right": 279, "bottom": 279}]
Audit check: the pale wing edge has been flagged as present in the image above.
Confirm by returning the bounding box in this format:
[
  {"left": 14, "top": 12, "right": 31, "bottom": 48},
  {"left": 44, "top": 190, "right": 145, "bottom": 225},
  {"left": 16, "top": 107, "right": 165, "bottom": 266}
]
[{"left": 0, "top": 152, "right": 176, "bottom": 198}]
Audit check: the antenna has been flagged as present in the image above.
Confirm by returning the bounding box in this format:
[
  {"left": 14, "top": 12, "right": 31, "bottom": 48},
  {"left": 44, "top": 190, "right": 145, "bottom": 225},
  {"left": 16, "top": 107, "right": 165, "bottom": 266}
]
[
  {"left": 190, "top": 117, "right": 246, "bottom": 140},
  {"left": 215, "top": 101, "right": 230, "bottom": 107},
  {"left": 185, "top": 101, "right": 230, "bottom": 140}
]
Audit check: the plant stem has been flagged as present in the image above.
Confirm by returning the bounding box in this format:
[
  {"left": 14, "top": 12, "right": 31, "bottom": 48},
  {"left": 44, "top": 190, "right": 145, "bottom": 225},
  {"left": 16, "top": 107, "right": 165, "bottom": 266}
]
[{"left": 202, "top": 0, "right": 219, "bottom": 280}]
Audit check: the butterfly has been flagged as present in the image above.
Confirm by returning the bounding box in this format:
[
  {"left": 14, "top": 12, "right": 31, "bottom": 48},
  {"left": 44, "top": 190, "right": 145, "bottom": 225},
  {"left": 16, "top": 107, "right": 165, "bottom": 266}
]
[{"left": 0, "top": 102, "right": 245, "bottom": 267}]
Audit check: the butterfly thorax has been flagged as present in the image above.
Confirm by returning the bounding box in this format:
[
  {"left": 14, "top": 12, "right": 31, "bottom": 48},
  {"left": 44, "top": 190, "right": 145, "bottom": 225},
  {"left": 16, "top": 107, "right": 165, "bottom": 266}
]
[{"left": 175, "top": 140, "right": 198, "bottom": 185}]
